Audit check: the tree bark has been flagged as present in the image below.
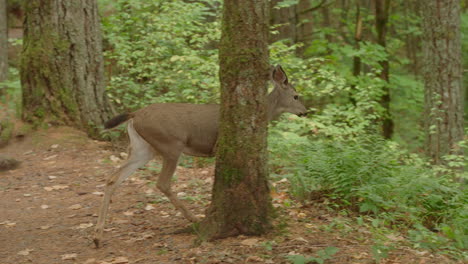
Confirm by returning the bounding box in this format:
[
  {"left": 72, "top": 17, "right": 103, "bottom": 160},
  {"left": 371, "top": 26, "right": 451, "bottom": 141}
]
[
  {"left": 422, "top": 0, "right": 464, "bottom": 165},
  {"left": 0, "top": 0, "right": 7, "bottom": 83},
  {"left": 350, "top": 0, "right": 363, "bottom": 106},
  {"left": 270, "top": 0, "right": 296, "bottom": 43},
  {"left": 199, "top": 0, "right": 271, "bottom": 240},
  {"left": 375, "top": 0, "right": 394, "bottom": 139},
  {"left": 21, "top": 0, "right": 113, "bottom": 136}
]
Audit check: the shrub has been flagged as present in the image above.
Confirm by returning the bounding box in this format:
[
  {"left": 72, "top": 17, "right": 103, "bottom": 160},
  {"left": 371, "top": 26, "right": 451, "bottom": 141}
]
[{"left": 269, "top": 127, "right": 467, "bottom": 251}]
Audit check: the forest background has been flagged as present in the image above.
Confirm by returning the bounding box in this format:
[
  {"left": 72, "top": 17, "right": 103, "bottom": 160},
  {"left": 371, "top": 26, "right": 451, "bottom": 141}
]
[{"left": 1, "top": 0, "right": 467, "bottom": 262}]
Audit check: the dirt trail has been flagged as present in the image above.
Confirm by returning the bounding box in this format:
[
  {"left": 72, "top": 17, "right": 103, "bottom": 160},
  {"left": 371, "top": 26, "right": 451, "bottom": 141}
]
[{"left": 0, "top": 127, "right": 457, "bottom": 264}]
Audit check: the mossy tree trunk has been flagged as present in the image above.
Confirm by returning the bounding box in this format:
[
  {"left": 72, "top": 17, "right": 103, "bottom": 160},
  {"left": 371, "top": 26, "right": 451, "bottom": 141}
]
[
  {"left": 199, "top": 0, "right": 271, "bottom": 239},
  {"left": 21, "top": 0, "right": 113, "bottom": 136},
  {"left": 422, "top": 0, "right": 464, "bottom": 165},
  {"left": 0, "top": 0, "right": 7, "bottom": 83}
]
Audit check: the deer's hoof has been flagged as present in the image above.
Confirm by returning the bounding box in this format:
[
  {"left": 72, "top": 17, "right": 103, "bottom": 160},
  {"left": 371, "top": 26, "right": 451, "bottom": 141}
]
[
  {"left": 188, "top": 216, "right": 199, "bottom": 223},
  {"left": 93, "top": 237, "right": 102, "bottom": 248}
]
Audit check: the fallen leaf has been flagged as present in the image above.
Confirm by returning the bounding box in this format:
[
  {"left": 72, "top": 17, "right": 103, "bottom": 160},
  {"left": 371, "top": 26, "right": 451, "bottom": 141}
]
[
  {"left": 294, "top": 237, "right": 308, "bottom": 243},
  {"left": 110, "top": 155, "right": 120, "bottom": 162},
  {"left": 61, "top": 253, "right": 77, "bottom": 260},
  {"left": 241, "top": 238, "right": 259, "bottom": 247},
  {"left": 0, "top": 220, "right": 15, "bottom": 226},
  {"left": 40, "top": 225, "right": 51, "bottom": 230},
  {"left": 6, "top": 222, "right": 16, "bottom": 227},
  {"left": 51, "top": 144, "right": 59, "bottom": 149},
  {"left": 276, "top": 178, "right": 288, "bottom": 184},
  {"left": 386, "top": 233, "right": 404, "bottom": 241},
  {"left": 44, "top": 185, "right": 69, "bottom": 191},
  {"left": 245, "top": 255, "right": 263, "bottom": 262},
  {"left": 112, "top": 256, "right": 129, "bottom": 263},
  {"left": 123, "top": 211, "right": 134, "bottom": 216},
  {"left": 23, "top": 193, "right": 32, "bottom": 197},
  {"left": 18, "top": 249, "right": 33, "bottom": 256},
  {"left": 84, "top": 258, "right": 97, "bottom": 264},
  {"left": 74, "top": 223, "right": 93, "bottom": 229},
  {"left": 145, "top": 189, "right": 155, "bottom": 195},
  {"left": 68, "top": 204, "right": 82, "bottom": 210},
  {"left": 52, "top": 185, "right": 69, "bottom": 190},
  {"left": 48, "top": 175, "right": 57, "bottom": 179},
  {"left": 41, "top": 205, "right": 49, "bottom": 209},
  {"left": 297, "top": 212, "right": 307, "bottom": 218},
  {"left": 43, "top": 154, "right": 58, "bottom": 160},
  {"left": 92, "top": 191, "right": 104, "bottom": 196},
  {"left": 145, "top": 204, "right": 155, "bottom": 211}
]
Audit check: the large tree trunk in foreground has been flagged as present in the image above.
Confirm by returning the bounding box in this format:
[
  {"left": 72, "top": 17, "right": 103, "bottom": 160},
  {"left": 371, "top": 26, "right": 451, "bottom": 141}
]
[
  {"left": 199, "top": 0, "right": 271, "bottom": 239},
  {"left": 422, "top": 0, "right": 464, "bottom": 165},
  {"left": 21, "top": 0, "right": 113, "bottom": 136}
]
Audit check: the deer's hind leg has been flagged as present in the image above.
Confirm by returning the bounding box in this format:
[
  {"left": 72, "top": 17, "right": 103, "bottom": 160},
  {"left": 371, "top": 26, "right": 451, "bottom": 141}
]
[
  {"left": 156, "top": 154, "right": 199, "bottom": 223},
  {"left": 94, "top": 120, "right": 154, "bottom": 248}
]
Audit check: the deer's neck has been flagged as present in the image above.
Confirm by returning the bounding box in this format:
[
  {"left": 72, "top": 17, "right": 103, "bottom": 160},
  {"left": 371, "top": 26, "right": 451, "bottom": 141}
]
[{"left": 267, "top": 88, "right": 281, "bottom": 122}]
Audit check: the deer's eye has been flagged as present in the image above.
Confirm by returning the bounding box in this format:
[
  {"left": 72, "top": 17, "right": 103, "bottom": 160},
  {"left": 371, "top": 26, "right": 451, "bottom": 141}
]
[{"left": 294, "top": 95, "right": 299, "bottom": 100}]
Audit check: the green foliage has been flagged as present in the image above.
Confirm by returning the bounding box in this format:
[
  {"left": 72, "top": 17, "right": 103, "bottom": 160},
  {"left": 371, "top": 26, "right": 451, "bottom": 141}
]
[
  {"left": 287, "top": 247, "right": 339, "bottom": 264},
  {"left": 0, "top": 67, "right": 22, "bottom": 117},
  {"left": 270, "top": 41, "right": 387, "bottom": 139},
  {"left": 101, "top": 0, "right": 221, "bottom": 110},
  {"left": 269, "top": 126, "right": 467, "bottom": 253}
]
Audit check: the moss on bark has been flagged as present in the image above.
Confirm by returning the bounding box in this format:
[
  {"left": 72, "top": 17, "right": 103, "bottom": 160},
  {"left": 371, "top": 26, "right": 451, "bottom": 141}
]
[
  {"left": 198, "top": 0, "right": 272, "bottom": 240},
  {"left": 21, "top": 0, "right": 114, "bottom": 136}
]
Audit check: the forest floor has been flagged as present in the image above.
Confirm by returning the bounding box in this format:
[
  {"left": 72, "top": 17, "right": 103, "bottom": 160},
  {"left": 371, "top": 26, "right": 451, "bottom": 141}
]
[{"left": 0, "top": 127, "right": 461, "bottom": 264}]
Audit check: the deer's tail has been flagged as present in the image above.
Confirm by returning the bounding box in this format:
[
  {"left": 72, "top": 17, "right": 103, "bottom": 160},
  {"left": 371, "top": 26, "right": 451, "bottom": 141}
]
[{"left": 104, "top": 113, "right": 132, "bottom": 129}]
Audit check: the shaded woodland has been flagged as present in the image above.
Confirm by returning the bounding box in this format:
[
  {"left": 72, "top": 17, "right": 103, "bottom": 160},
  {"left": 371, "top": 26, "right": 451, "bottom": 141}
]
[{"left": 0, "top": 0, "right": 466, "bottom": 263}]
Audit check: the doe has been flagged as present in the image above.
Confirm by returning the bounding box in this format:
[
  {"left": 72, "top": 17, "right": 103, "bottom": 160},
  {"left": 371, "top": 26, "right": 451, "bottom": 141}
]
[{"left": 93, "top": 65, "right": 307, "bottom": 247}]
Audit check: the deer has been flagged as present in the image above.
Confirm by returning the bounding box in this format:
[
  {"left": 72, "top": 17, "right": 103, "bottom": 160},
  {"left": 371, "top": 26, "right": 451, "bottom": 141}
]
[{"left": 93, "top": 65, "right": 307, "bottom": 247}]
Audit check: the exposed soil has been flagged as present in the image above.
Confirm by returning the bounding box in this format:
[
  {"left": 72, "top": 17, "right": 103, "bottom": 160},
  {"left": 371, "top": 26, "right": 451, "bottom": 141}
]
[{"left": 0, "top": 127, "right": 460, "bottom": 264}]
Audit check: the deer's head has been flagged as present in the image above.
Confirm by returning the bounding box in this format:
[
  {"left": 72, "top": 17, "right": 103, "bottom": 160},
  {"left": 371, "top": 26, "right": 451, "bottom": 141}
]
[{"left": 268, "top": 65, "right": 307, "bottom": 120}]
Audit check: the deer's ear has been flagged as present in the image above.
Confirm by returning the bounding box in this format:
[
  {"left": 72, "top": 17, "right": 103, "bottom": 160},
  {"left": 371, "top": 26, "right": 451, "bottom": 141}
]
[{"left": 272, "top": 65, "right": 288, "bottom": 85}]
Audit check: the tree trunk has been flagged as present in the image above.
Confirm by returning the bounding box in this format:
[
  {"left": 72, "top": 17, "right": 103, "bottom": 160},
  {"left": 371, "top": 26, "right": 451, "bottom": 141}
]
[
  {"left": 21, "top": 0, "right": 113, "bottom": 136},
  {"left": 422, "top": 0, "right": 464, "bottom": 165},
  {"left": 350, "top": 0, "right": 363, "bottom": 106},
  {"left": 375, "top": 0, "right": 394, "bottom": 139},
  {"left": 0, "top": 0, "right": 7, "bottom": 83},
  {"left": 270, "top": 0, "right": 297, "bottom": 43},
  {"left": 199, "top": 0, "right": 271, "bottom": 240}
]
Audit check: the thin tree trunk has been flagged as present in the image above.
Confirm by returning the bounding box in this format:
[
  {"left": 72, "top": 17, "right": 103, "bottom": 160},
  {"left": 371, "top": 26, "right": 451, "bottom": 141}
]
[
  {"left": 375, "top": 0, "right": 394, "bottom": 139},
  {"left": 199, "top": 0, "right": 271, "bottom": 240},
  {"left": 270, "top": 0, "right": 296, "bottom": 43},
  {"left": 21, "top": 0, "right": 113, "bottom": 136},
  {"left": 422, "top": 0, "right": 464, "bottom": 165},
  {"left": 351, "top": 0, "right": 363, "bottom": 106},
  {"left": 0, "top": 0, "right": 7, "bottom": 83}
]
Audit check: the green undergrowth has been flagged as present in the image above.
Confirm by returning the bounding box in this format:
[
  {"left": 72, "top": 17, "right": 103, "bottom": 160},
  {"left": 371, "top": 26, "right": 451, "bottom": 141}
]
[{"left": 269, "top": 119, "right": 467, "bottom": 260}]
